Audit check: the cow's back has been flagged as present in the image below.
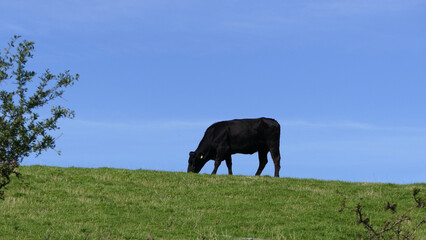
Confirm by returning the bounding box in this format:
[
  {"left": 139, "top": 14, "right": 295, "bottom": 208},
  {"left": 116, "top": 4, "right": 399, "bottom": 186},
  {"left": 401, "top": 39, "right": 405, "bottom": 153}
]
[{"left": 207, "top": 118, "right": 279, "bottom": 154}]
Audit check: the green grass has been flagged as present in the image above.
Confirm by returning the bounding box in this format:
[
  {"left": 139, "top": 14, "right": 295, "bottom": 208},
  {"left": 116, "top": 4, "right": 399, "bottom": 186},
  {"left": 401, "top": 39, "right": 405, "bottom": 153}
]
[{"left": 0, "top": 166, "right": 424, "bottom": 239}]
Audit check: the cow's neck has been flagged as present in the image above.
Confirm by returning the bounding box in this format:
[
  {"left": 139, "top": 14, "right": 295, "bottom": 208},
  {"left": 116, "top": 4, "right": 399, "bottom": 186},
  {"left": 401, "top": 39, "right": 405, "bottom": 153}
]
[{"left": 196, "top": 139, "right": 213, "bottom": 159}]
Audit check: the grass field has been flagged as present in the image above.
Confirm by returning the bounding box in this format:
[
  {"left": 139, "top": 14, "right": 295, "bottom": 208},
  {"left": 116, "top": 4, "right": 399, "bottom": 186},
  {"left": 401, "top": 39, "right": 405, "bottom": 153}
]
[{"left": 0, "top": 166, "right": 424, "bottom": 239}]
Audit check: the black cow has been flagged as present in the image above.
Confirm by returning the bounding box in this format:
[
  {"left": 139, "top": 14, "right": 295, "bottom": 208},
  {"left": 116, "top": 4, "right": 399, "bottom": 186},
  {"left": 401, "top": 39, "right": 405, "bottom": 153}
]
[{"left": 187, "top": 118, "right": 281, "bottom": 177}]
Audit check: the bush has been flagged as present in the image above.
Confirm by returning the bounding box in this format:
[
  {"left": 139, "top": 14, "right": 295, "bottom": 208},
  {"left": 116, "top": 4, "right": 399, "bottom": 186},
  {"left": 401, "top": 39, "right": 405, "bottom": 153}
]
[
  {"left": 339, "top": 188, "right": 425, "bottom": 239},
  {"left": 0, "top": 36, "right": 78, "bottom": 199}
]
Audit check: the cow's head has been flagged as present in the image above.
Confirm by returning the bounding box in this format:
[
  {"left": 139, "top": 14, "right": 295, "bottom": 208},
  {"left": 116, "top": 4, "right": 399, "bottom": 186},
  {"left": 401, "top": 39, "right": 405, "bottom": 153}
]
[{"left": 187, "top": 151, "right": 207, "bottom": 173}]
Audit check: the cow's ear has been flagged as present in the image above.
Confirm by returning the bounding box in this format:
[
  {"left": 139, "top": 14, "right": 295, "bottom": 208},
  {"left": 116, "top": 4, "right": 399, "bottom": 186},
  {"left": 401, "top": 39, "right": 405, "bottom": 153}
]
[{"left": 189, "top": 151, "right": 195, "bottom": 157}]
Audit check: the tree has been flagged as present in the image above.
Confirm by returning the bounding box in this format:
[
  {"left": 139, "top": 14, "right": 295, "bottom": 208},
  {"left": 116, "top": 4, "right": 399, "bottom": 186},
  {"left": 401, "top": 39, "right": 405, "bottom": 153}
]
[{"left": 0, "top": 36, "right": 78, "bottom": 199}]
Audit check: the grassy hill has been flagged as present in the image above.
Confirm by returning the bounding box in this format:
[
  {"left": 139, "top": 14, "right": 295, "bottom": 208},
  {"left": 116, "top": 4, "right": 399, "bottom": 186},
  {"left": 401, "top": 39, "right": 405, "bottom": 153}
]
[{"left": 0, "top": 166, "right": 424, "bottom": 239}]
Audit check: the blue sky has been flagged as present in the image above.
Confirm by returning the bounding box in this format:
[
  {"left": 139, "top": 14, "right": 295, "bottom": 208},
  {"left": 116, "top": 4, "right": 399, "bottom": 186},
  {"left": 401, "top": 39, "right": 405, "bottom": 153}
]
[{"left": 1, "top": 0, "right": 425, "bottom": 183}]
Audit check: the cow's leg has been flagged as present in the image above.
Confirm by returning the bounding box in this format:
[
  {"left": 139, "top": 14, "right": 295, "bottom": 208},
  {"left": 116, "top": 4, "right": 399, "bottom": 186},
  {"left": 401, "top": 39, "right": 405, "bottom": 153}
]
[
  {"left": 211, "top": 159, "right": 222, "bottom": 175},
  {"left": 225, "top": 155, "right": 233, "bottom": 175},
  {"left": 255, "top": 150, "right": 268, "bottom": 176},
  {"left": 270, "top": 147, "right": 281, "bottom": 177}
]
